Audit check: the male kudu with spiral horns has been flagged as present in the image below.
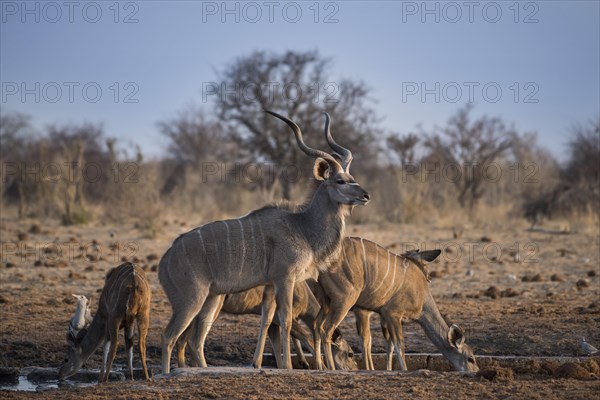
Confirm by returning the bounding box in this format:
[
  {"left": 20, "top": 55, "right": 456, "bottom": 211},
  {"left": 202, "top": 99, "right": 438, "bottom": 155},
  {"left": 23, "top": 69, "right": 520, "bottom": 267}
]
[{"left": 158, "top": 110, "right": 369, "bottom": 372}]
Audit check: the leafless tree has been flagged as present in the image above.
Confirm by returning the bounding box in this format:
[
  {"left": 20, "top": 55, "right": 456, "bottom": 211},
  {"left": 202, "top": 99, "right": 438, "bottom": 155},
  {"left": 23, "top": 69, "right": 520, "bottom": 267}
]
[
  {"left": 46, "top": 123, "right": 108, "bottom": 224},
  {"left": 562, "top": 118, "right": 600, "bottom": 213},
  {"left": 0, "top": 111, "right": 35, "bottom": 217},
  {"left": 386, "top": 133, "right": 419, "bottom": 168},
  {"left": 213, "top": 50, "right": 380, "bottom": 199},
  {"left": 158, "top": 107, "right": 233, "bottom": 166},
  {"left": 157, "top": 107, "right": 234, "bottom": 197},
  {"left": 423, "top": 105, "right": 514, "bottom": 212},
  {"left": 564, "top": 118, "right": 600, "bottom": 180}
]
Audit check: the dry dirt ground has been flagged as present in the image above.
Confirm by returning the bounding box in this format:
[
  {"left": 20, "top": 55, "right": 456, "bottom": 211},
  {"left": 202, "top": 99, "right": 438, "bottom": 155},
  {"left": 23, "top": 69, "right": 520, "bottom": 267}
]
[{"left": 1, "top": 214, "right": 599, "bottom": 399}]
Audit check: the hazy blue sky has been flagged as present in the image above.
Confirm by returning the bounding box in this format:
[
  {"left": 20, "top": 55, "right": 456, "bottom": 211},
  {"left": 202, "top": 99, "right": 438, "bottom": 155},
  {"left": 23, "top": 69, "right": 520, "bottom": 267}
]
[{"left": 1, "top": 1, "right": 599, "bottom": 160}]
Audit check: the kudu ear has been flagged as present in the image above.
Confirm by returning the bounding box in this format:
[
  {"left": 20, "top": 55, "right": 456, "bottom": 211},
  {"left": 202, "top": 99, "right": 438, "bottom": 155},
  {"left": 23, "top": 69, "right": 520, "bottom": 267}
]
[
  {"left": 418, "top": 250, "right": 441, "bottom": 262},
  {"left": 313, "top": 157, "right": 332, "bottom": 181},
  {"left": 403, "top": 249, "right": 441, "bottom": 263},
  {"left": 447, "top": 324, "right": 465, "bottom": 349}
]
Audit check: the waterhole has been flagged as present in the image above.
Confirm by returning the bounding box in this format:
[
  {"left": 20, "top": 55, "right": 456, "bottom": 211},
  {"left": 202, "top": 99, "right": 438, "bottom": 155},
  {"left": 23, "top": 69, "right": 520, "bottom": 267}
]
[{"left": 1, "top": 355, "right": 596, "bottom": 391}]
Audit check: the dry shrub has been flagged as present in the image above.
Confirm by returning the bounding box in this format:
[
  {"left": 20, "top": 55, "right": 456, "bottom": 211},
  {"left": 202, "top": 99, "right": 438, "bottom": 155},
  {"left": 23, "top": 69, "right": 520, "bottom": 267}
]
[
  {"left": 3, "top": 107, "right": 597, "bottom": 230},
  {"left": 101, "top": 160, "right": 163, "bottom": 238}
]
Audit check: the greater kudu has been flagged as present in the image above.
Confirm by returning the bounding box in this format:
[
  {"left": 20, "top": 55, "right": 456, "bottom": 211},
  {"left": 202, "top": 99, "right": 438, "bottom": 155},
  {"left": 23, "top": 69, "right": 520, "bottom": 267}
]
[
  {"left": 59, "top": 263, "right": 151, "bottom": 382},
  {"left": 315, "top": 240, "right": 478, "bottom": 372},
  {"left": 158, "top": 111, "right": 369, "bottom": 372}
]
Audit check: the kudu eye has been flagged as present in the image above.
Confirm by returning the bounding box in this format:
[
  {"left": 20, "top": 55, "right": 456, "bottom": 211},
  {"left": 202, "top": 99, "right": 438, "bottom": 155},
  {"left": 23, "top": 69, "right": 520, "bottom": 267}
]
[
  {"left": 348, "top": 352, "right": 354, "bottom": 358},
  {"left": 336, "top": 179, "right": 346, "bottom": 185}
]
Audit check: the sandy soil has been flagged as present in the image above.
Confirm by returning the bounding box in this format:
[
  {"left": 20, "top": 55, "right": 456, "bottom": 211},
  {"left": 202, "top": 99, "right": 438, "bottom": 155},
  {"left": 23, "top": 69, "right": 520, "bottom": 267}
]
[{"left": 1, "top": 215, "right": 599, "bottom": 398}]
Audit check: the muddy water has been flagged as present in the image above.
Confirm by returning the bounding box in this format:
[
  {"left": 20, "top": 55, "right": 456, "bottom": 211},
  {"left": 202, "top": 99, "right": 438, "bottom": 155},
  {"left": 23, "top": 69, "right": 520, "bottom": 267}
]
[
  {"left": 0, "top": 367, "right": 126, "bottom": 392},
  {"left": 0, "top": 375, "right": 95, "bottom": 392},
  {"left": 2, "top": 355, "right": 596, "bottom": 392}
]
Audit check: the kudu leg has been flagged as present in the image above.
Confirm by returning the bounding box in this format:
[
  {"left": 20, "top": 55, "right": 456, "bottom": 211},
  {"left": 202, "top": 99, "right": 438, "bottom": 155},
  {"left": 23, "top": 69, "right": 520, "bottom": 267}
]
[
  {"left": 100, "top": 340, "right": 110, "bottom": 383},
  {"left": 291, "top": 319, "right": 312, "bottom": 369},
  {"left": 366, "top": 333, "right": 374, "bottom": 370},
  {"left": 292, "top": 319, "right": 316, "bottom": 363},
  {"left": 397, "top": 329, "right": 407, "bottom": 371},
  {"left": 138, "top": 313, "right": 150, "bottom": 380},
  {"left": 189, "top": 295, "right": 224, "bottom": 368},
  {"left": 381, "top": 319, "right": 395, "bottom": 371},
  {"left": 385, "top": 339, "right": 395, "bottom": 371},
  {"left": 267, "top": 323, "right": 282, "bottom": 368},
  {"left": 354, "top": 309, "right": 373, "bottom": 370},
  {"left": 161, "top": 289, "right": 209, "bottom": 374},
  {"left": 321, "top": 307, "right": 349, "bottom": 371},
  {"left": 394, "top": 335, "right": 407, "bottom": 371},
  {"left": 274, "top": 279, "right": 295, "bottom": 369},
  {"left": 293, "top": 337, "right": 310, "bottom": 369},
  {"left": 268, "top": 319, "right": 312, "bottom": 369},
  {"left": 383, "top": 313, "right": 407, "bottom": 371},
  {"left": 176, "top": 325, "right": 193, "bottom": 368},
  {"left": 124, "top": 324, "right": 135, "bottom": 380},
  {"left": 100, "top": 321, "right": 120, "bottom": 383},
  {"left": 312, "top": 291, "right": 329, "bottom": 371},
  {"left": 253, "top": 286, "right": 276, "bottom": 368}
]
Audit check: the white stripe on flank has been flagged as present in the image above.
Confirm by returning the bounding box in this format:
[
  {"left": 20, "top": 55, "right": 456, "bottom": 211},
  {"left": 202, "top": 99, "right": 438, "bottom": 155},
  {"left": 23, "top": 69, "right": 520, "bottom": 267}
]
[
  {"left": 248, "top": 218, "right": 256, "bottom": 269},
  {"left": 197, "top": 228, "right": 214, "bottom": 279},
  {"left": 342, "top": 241, "right": 350, "bottom": 266},
  {"left": 166, "top": 248, "right": 181, "bottom": 294},
  {"left": 257, "top": 223, "right": 268, "bottom": 277},
  {"left": 104, "top": 265, "right": 125, "bottom": 311},
  {"left": 238, "top": 219, "right": 246, "bottom": 279},
  {"left": 112, "top": 268, "right": 131, "bottom": 314},
  {"left": 381, "top": 254, "right": 397, "bottom": 301},
  {"left": 360, "top": 238, "right": 368, "bottom": 283},
  {"left": 402, "top": 257, "right": 409, "bottom": 276},
  {"left": 372, "top": 248, "right": 390, "bottom": 294},
  {"left": 169, "top": 245, "right": 181, "bottom": 293},
  {"left": 180, "top": 236, "right": 198, "bottom": 281},
  {"left": 223, "top": 221, "right": 231, "bottom": 270}
]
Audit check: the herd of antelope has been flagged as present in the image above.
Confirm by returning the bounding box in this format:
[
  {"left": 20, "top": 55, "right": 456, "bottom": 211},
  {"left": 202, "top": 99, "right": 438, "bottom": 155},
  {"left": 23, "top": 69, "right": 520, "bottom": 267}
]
[{"left": 59, "top": 111, "right": 479, "bottom": 383}]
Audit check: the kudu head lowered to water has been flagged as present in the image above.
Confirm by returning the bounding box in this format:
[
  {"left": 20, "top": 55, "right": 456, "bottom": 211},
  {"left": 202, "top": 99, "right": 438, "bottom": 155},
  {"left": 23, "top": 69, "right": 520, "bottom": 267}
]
[{"left": 60, "top": 263, "right": 151, "bottom": 382}]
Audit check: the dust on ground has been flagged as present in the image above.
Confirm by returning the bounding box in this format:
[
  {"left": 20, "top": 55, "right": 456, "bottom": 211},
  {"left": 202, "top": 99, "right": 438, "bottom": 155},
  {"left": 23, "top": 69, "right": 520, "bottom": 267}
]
[{"left": 1, "top": 216, "right": 599, "bottom": 398}]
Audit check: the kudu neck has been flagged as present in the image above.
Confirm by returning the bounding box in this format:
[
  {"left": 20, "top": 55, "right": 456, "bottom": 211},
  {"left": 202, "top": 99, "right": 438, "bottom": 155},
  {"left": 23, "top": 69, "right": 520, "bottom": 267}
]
[
  {"left": 300, "top": 184, "right": 347, "bottom": 261},
  {"left": 417, "top": 292, "right": 454, "bottom": 356},
  {"left": 302, "top": 292, "right": 321, "bottom": 328},
  {"left": 78, "top": 315, "right": 106, "bottom": 360},
  {"left": 302, "top": 183, "right": 346, "bottom": 229}
]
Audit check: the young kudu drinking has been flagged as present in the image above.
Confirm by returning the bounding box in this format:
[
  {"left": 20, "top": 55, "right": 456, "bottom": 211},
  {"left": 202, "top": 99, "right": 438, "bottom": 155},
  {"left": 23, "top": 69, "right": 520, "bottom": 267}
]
[
  {"left": 158, "top": 111, "right": 369, "bottom": 373},
  {"left": 315, "top": 240, "right": 478, "bottom": 372},
  {"left": 59, "top": 263, "right": 151, "bottom": 382}
]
